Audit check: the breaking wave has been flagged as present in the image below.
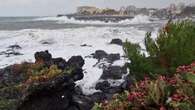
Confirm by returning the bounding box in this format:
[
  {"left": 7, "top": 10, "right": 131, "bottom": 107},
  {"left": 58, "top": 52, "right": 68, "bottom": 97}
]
[
  {"left": 34, "top": 15, "right": 151, "bottom": 25},
  {"left": 0, "top": 27, "right": 150, "bottom": 94}
]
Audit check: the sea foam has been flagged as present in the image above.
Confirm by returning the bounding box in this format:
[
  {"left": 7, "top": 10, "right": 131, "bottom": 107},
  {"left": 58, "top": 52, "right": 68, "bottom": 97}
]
[
  {"left": 0, "top": 26, "right": 157, "bottom": 95},
  {"left": 34, "top": 15, "right": 151, "bottom": 25}
]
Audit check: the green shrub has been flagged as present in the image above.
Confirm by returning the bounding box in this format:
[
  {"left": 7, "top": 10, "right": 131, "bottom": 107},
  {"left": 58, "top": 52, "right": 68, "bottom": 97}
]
[{"left": 123, "top": 20, "right": 195, "bottom": 80}]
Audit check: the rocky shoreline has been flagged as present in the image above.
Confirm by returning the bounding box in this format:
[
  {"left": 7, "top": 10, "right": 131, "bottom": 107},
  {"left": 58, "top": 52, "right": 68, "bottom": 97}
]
[
  {"left": 60, "top": 14, "right": 134, "bottom": 22},
  {"left": 0, "top": 38, "right": 131, "bottom": 110}
]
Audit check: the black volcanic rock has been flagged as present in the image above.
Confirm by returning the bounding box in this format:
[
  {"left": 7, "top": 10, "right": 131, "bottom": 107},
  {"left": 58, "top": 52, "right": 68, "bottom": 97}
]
[
  {"left": 8, "top": 44, "right": 22, "bottom": 50},
  {"left": 92, "top": 50, "right": 108, "bottom": 60},
  {"left": 120, "top": 74, "right": 133, "bottom": 90},
  {"left": 80, "top": 44, "right": 92, "bottom": 47},
  {"left": 91, "top": 50, "right": 120, "bottom": 64},
  {"left": 52, "top": 57, "right": 67, "bottom": 70},
  {"left": 70, "top": 68, "right": 84, "bottom": 81},
  {"left": 101, "top": 66, "right": 127, "bottom": 80},
  {"left": 34, "top": 50, "right": 52, "bottom": 64},
  {"left": 110, "top": 38, "right": 123, "bottom": 46},
  {"left": 0, "top": 50, "right": 87, "bottom": 110},
  {"left": 72, "top": 95, "right": 94, "bottom": 110},
  {"left": 95, "top": 81, "right": 111, "bottom": 91},
  {"left": 0, "top": 44, "right": 23, "bottom": 57},
  {"left": 18, "top": 76, "right": 75, "bottom": 110},
  {"left": 89, "top": 92, "right": 107, "bottom": 103},
  {"left": 68, "top": 56, "right": 85, "bottom": 68},
  {"left": 106, "top": 53, "right": 120, "bottom": 63}
]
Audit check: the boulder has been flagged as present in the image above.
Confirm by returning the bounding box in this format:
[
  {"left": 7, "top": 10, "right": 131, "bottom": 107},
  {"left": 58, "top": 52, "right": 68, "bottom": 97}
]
[
  {"left": 34, "top": 50, "right": 52, "bottom": 65},
  {"left": 92, "top": 50, "right": 108, "bottom": 60},
  {"left": 89, "top": 92, "right": 107, "bottom": 103},
  {"left": 95, "top": 81, "right": 110, "bottom": 91},
  {"left": 106, "top": 53, "right": 120, "bottom": 63},
  {"left": 70, "top": 68, "right": 84, "bottom": 81},
  {"left": 120, "top": 74, "right": 133, "bottom": 90},
  {"left": 91, "top": 50, "right": 121, "bottom": 63},
  {"left": 110, "top": 38, "right": 123, "bottom": 46},
  {"left": 17, "top": 76, "right": 75, "bottom": 110},
  {"left": 72, "top": 95, "right": 94, "bottom": 110},
  {"left": 101, "top": 66, "right": 127, "bottom": 80},
  {"left": 52, "top": 57, "right": 67, "bottom": 70},
  {"left": 0, "top": 50, "right": 86, "bottom": 110},
  {"left": 68, "top": 56, "right": 85, "bottom": 68},
  {"left": 95, "top": 81, "right": 122, "bottom": 94}
]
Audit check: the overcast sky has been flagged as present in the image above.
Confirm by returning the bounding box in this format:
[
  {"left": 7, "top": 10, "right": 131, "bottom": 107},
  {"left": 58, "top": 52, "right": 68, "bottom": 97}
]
[{"left": 0, "top": 0, "right": 194, "bottom": 16}]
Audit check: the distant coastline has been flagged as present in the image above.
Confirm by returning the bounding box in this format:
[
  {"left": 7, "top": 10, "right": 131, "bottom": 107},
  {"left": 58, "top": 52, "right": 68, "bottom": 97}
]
[
  {"left": 64, "top": 14, "right": 134, "bottom": 22},
  {"left": 57, "top": 4, "right": 195, "bottom": 22}
]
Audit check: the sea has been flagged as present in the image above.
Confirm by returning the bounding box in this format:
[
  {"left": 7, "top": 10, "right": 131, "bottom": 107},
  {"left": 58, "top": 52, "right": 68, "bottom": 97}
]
[{"left": 0, "top": 15, "right": 172, "bottom": 94}]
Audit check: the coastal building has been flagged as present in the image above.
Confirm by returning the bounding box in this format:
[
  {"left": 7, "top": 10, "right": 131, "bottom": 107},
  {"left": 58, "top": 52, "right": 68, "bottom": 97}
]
[
  {"left": 181, "top": 6, "right": 195, "bottom": 17},
  {"left": 101, "top": 8, "right": 119, "bottom": 15},
  {"left": 119, "top": 6, "right": 127, "bottom": 16},
  {"left": 167, "top": 3, "right": 183, "bottom": 16},
  {"left": 136, "top": 8, "right": 149, "bottom": 15},
  {"left": 125, "top": 5, "right": 136, "bottom": 16}
]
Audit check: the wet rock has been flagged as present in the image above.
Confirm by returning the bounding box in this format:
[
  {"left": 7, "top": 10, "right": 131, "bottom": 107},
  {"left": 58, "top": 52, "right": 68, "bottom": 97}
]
[
  {"left": 95, "top": 81, "right": 110, "bottom": 91},
  {"left": 92, "top": 50, "right": 108, "bottom": 60},
  {"left": 68, "top": 56, "right": 85, "bottom": 68},
  {"left": 74, "top": 86, "right": 83, "bottom": 95},
  {"left": 89, "top": 92, "right": 107, "bottom": 103},
  {"left": 91, "top": 50, "right": 121, "bottom": 68},
  {"left": 101, "top": 66, "right": 127, "bottom": 80},
  {"left": 7, "top": 45, "right": 22, "bottom": 50},
  {"left": 41, "top": 41, "right": 52, "bottom": 45},
  {"left": 72, "top": 95, "right": 94, "bottom": 110},
  {"left": 40, "top": 40, "right": 55, "bottom": 45},
  {"left": 70, "top": 68, "right": 84, "bottom": 81},
  {"left": 0, "top": 50, "right": 86, "bottom": 110},
  {"left": 106, "top": 53, "right": 120, "bottom": 63},
  {"left": 106, "top": 86, "right": 123, "bottom": 94},
  {"left": 80, "top": 44, "right": 92, "bottom": 47},
  {"left": 11, "top": 70, "right": 77, "bottom": 110},
  {"left": 5, "top": 51, "right": 23, "bottom": 57},
  {"left": 95, "top": 81, "right": 122, "bottom": 94},
  {"left": 52, "top": 57, "right": 67, "bottom": 70},
  {"left": 110, "top": 38, "right": 123, "bottom": 46},
  {"left": 121, "top": 74, "right": 133, "bottom": 90},
  {"left": 34, "top": 50, "right": 52, "bottom": 65},
  {"left": 0, "top": 44, "right": 23, "bottom": 57}
]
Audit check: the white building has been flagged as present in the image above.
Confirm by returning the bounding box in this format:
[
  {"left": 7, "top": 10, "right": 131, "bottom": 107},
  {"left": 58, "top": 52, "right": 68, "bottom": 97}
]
[
  {"left": 125, "top": 5, "right": 136, "bottom": 16},
  {"left": 119, "top": 6, "right": 126, "bottom": 15}
]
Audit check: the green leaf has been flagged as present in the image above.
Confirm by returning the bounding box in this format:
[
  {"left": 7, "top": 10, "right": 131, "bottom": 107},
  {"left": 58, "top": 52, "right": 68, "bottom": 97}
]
[{"left": 183, "top": 73, "right": 195, "bottom": 83}]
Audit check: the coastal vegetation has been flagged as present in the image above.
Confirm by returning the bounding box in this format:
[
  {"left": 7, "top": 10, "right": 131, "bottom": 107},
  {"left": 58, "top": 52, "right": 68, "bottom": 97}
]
[
  {"left": 124, "top": 20, "right": 195, "bottom": 80},
  {"left": 93, "top": 20, "right": 195, "bottom": 110},
  {"left": 93, "top": 63, "right": 195, "bottom": 110}
]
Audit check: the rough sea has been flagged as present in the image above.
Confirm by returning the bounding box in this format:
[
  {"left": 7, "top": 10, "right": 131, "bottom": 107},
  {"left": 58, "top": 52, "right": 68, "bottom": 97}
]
[{"left": 0, "top": 15, "right": 167, "bottom": 94}]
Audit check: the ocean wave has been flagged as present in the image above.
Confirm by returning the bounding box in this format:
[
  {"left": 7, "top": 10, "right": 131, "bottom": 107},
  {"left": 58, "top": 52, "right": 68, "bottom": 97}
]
[
  {"left": 34, "top": 15, "right": 151, "bottom": 25},
  {"left": 0, "top": 27, "right": 150, "bottom": 95}
]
